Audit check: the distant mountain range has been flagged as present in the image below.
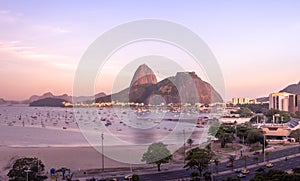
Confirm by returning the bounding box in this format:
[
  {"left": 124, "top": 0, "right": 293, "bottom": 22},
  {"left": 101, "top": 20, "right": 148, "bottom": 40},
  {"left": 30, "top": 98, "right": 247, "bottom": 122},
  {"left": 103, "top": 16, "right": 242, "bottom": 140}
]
[
  {"left": 280, "top": 81, "right": 300, "bottom": 94},
  {"left": 0, "top": 92, "right": 106, "bottom": 106},
  {"left": 256, "top": 81, "right": 300, "bottom": 102},
  {"left": 97, "top": 64, "right": 223, "bottom": 105}
]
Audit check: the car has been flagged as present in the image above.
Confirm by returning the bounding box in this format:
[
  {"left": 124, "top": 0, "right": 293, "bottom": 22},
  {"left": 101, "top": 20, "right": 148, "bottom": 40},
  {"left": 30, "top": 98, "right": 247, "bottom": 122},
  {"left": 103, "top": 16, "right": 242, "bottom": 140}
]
[
  {"left": 227, "top": 162, "right": 233, "bottom": 167},
  {"left": 266, "top": 163, "right": 274, "bottom": 168},
  {"left": 241, "top": 169, "right": 250, "bottom": 174},
  {"left": 124, "top": 174, "right": 132, "bottom": 180},
  {"left": 237, "top": 173, "right": 246, "bottom": 178},
  {"left": 235, "top": 169, "right": 242, "bottom": 173},
  {"left": 253, "top": 151, "right": 260, "bottom": 155}
]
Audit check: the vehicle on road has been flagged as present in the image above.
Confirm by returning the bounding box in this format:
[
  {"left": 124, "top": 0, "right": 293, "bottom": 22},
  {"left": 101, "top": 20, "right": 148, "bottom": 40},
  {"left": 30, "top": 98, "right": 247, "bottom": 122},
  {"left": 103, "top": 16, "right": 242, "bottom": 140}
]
[
  {"left": 124, "top": 174, "right": 132, "bottom": 180},
  {"left": 237, "top": 173, "right": 246, "bottom": 178},
  {"left": 226, "top": 162, "right": 233, "bottom": 167},
  {"left": 234, "top": 169, "right": 241, "bottom": 173},
  {"left": 241, "top": 169, "right": 250, "bottom": 174},
  {"left": 253, "top": 151, "right": 260, "bottom": 155},
  {"left": 266, "top": 163, "right": 274, "bottom": 168}
]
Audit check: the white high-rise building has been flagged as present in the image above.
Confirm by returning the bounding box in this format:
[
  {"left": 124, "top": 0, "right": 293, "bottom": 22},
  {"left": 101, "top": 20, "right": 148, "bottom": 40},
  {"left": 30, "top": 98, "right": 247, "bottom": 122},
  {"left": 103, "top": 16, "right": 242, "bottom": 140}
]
[{"left": 269, "top": 92, "right": 298, "bottom": 113}]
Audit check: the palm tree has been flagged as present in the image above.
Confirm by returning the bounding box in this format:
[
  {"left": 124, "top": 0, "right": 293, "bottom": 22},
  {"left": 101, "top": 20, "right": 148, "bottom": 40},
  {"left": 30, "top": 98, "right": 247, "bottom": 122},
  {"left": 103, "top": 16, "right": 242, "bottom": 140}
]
[
  {"left": 253, "top": 156, "right": 259, "bottom": 165},
  {"left": 228, "top": 155, "right": 235, "bottom": 171}
]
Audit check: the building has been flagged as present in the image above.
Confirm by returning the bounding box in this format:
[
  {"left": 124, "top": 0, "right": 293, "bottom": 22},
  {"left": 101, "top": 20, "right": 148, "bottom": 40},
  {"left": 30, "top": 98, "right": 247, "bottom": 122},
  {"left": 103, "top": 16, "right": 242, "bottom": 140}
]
[
  {"left": 269, "top": 92, "right": 298, "bottom": 113},
  {"left": 232, "top": 97, "right": 250, "bottom": 105},
  {"left": 262, "top": 125, "right": 292, "bottom": 144}
]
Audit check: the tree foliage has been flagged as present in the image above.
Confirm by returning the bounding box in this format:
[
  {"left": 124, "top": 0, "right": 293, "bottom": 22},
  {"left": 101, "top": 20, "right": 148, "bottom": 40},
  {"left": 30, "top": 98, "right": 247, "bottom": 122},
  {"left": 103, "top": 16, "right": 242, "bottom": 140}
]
[
  {"left": 250, "top": 169, "right": 300, "bottom": 181},
  {"left": 264, "top": 109, "right": 291, "bottom": 123},
  {"left": 184, "top": 148, "right": 213, "bottom": 177},
  {"left": 236, "top": 107, "right": 254, "bottom": 117},
  {"left": 141, "top": 142, "right": 172, "bottom": 171},
  {"left": 7, "top": 157, "right": 47, "bottom": 181},
  {"left": 239, "top": 103, "right": 269, "bottom": 114},
  {"left": 209, "top": 124, "right": 235, "bottom": 148}
]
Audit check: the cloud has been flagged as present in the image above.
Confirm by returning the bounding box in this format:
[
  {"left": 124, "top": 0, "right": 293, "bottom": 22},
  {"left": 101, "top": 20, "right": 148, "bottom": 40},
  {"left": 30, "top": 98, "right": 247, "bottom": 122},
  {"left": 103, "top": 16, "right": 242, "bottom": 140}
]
[
  {"left": 0, "top": 41, "right": 75, "bottom": 71},
  {"left": 0, "top": 9, "right": 19, "bottom": 23},
  {"left": 33, "top": 25, "right": 71, "bottom": 34}
]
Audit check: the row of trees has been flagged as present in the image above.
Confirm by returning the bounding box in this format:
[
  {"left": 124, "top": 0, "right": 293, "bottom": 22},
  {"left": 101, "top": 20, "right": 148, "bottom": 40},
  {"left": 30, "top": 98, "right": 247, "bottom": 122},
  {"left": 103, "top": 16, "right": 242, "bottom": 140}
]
[{"left": 209, "top": 123, "right": 268, "bottom": 149}]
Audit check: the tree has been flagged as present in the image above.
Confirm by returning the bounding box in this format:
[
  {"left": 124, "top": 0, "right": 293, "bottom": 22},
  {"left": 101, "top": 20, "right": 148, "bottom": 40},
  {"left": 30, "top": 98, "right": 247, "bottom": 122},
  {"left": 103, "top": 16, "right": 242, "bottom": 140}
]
[
  {"left": 263, "top": 109, "right": 291, "bottom": 123},
  {"left": 184, "top": 148, "right": 213, "bottom": 177},
  {"left": 203, "top": 172, "right": 212, "bottom": 181},
  {"left": 290, "top": 130, "right": 300, "bottom": 142},
  {"left": 227, "top": 155, "right": 236, "bottom": 171},
  {"left": 141, "top": 142, "right": 172, "bottom": 171},
  {"left": 187, "top": 138, "right": 194, "bottom": 148},
  {"left": 132, "top": 174, "right": 140, "bottom": 181},
  {"left": 7, "top": 157, "right": 47, "bottom": 181},
  {"left": 250, "top": 169, "right": 300, "bottom": 181},
  {"left": 246, "top": 129, "right": 263, "bottom": 145},
  {"left": 236, "top": 107, "right": 253, "bottom": 117},
  {"left": 209, "top": 124, "right": 235, "bottom": 148},
  {"left": 190, "top": 171, "right": 200, "bottom": 181}
]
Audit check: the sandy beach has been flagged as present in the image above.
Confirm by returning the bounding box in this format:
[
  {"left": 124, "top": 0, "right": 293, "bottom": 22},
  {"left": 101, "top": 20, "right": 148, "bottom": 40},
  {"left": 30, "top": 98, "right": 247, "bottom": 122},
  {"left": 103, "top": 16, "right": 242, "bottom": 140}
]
[
  {"left": 0, "top": 106, "right": 209, "bottom": 179},
  {"left": 0, "top": 146, "right": 136, "bottom": 179}
]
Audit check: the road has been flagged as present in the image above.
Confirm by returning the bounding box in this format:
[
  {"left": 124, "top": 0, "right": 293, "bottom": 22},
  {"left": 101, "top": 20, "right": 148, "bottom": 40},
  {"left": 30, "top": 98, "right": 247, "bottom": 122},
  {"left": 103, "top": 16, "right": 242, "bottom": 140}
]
[{"left": 81, "top": 145, "right": 300, "bottom": 181}]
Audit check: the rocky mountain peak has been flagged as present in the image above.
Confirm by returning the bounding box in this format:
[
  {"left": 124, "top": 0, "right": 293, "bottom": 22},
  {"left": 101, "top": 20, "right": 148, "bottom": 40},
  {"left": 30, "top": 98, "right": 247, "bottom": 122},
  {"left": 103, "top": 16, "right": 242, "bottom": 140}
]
[{"left": 130, "top": 64, "right": 157, "bottom": 87}]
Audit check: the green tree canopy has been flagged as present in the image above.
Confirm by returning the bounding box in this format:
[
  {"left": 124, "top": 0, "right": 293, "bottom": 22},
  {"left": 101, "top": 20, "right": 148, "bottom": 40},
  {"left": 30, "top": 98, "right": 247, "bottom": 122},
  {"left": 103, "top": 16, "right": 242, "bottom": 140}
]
[
  {"left": 209, "top": 124, "right": 235, "bottom": 148},
  {"left": 7, "top": 157, "right": 47, "bottom": 181},
  {"left": 236, "top": 107, "right": 254, "bottom": 117},
  {"left": 184, "top": 148, "right": 213, "bottom": 177},
  {"left": 141, "top": 142, "right": 172, "bottom": 171},
  {"left": 250, "top": 169, "right": 300, "bottom": 181}
]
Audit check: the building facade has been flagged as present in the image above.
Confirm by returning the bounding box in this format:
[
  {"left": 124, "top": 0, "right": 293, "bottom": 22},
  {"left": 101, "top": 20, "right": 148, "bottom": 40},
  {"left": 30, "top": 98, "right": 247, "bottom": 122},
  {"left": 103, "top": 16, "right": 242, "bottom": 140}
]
[
  {"left": 232, "top": 97, "right": 250, "bottom": 105},
  {"left": 269, "top": 92, "right": 298, "bottom": 113}
]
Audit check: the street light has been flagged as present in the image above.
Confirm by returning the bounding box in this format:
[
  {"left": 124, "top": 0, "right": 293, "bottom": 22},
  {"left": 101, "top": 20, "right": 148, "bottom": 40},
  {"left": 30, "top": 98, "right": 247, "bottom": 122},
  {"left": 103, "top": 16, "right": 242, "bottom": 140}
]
[
  {"left": 183, "top": 129, "right": 186, "bottom": 164},
  {"left": 101, "top": 133, "right": 104, "bottom": 172},
  {"left": 24, "top": 169, "right": 32, "bottom": 181}
]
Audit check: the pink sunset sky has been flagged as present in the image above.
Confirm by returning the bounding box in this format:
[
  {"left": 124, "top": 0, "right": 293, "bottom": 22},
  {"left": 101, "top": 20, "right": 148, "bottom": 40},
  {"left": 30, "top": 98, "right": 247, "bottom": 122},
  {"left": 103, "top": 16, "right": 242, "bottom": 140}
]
[{"left": 1, "top": 1, "right": 300, "bottom": 101}]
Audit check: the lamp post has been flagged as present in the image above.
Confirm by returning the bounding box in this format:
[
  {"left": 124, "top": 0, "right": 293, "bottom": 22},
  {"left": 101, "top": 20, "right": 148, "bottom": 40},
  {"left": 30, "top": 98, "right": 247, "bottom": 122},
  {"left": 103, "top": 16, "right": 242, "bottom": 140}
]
[
  {"left": 101, "top": 133, "right": 104, "bottom": 172},
  {"left": 24, "top": 169, "right": 32, "bottom": 181},
  {"left": 183, "top": 129, "right": 186, "bottom": 164},
  {"left": 263, "top": 133, "right": 266, "bottom": 163}
]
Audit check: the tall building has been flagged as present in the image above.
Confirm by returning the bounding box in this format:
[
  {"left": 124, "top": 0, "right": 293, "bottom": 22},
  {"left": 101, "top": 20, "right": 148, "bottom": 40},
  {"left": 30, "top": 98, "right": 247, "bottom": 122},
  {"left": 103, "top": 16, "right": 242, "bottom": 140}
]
[
  {"left": 232, "top": 97, "right": 250, "bottom": 105},
  {"left": 269, "top": 92, "right": 298, "bottom": 113}
]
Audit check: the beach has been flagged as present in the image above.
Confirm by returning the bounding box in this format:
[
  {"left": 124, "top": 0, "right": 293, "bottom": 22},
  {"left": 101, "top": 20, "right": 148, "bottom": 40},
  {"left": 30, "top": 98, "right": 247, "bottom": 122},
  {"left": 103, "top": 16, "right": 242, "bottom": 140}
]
[{"left": 0, "top": 106, "right": 211, "bottom": 179}]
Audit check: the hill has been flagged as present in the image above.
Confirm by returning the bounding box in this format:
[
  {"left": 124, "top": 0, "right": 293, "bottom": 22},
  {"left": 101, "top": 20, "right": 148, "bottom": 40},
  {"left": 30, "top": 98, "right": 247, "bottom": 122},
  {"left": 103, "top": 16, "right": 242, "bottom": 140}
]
[
  {"left": 29, "top": 98, "right": 66, "bottom": 107},
  {"left": 97, "top": 64, "right": 223, "bottom": 105},
  {"left": 280, "top": 81, "right": 300, "bottom": 94}
]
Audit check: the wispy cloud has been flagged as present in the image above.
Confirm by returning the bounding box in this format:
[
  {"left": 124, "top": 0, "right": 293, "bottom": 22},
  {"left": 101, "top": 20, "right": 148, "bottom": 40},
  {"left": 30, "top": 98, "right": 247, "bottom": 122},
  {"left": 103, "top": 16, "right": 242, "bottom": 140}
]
[
  {"left": 33, "top": 25, "right": 71, "bottom": 34},
  {"left": 0, "top": 41, "right": 75, "bottom": 70},
  {"left": 0, "top": 9, "right": 20, "bottom": 23}
]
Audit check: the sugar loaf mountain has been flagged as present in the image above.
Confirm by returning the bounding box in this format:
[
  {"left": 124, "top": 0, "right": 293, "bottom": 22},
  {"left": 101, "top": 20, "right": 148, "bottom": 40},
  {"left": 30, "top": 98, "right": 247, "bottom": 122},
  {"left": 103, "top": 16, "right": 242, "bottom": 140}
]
[{"left": 97, "top": 64, "right": 223, "bottom": 105}]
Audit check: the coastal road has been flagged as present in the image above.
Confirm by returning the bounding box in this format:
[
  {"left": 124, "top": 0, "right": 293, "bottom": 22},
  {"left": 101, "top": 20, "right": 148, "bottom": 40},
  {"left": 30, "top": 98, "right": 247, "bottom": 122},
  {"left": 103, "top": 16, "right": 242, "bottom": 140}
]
[{"left": 81, "top": 145, "right": 300, "bottom": 181}]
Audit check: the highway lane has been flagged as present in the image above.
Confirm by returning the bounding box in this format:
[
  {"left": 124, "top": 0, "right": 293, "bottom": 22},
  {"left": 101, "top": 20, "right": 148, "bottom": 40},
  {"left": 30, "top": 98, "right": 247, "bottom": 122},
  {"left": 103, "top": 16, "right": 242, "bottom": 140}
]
[
  {"left": 84, "top": 145, "right": 300, "bottom": 181},
  {"left": 213, "top": 154, "right": 300, "bottom": 181}
]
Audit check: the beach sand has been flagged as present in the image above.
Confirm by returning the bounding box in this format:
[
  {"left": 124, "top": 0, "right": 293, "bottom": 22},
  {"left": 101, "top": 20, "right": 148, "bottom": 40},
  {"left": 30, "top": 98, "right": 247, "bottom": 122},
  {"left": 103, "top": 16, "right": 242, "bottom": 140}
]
[{"left": 0, "top": 146, "right": 136, "bottom": 179}]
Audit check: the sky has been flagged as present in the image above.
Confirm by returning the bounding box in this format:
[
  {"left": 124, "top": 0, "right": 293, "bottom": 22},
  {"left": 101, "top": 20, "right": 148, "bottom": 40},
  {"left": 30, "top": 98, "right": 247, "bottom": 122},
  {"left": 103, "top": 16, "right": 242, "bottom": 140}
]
[{"left": 0, "top": 0, "right": 300, "bottom": 101}]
